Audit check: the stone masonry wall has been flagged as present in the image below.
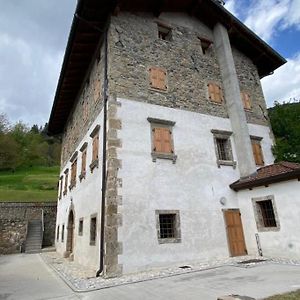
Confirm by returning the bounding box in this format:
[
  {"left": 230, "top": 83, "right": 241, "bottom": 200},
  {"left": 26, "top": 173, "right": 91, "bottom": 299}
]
[
  {"left": 61, "top": 44, "right": 105, "bottom": 167},
  {"left": 109, "top": 12, "right": 268, "bottom": 126},
  {"left": 0, "top": 202, "right": 57, "bottom": 254}
]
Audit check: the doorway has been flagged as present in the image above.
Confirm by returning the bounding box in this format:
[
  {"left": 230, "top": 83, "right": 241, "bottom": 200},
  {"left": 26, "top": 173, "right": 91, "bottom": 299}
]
[
  {"left": 66, "top": 210, "right": 74, "bottom": 256},
  {"left": 223, "top": 209, "right": 247, "bottom": 256}
]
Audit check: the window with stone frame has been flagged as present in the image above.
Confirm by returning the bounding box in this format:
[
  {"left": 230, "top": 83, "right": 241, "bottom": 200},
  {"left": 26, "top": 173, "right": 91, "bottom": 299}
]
[
  {"left": 78, "top": 218, "right": 83, "bottom": 236},
  {"left": 90, "top": 215, "right": 97, "bottom": 246},
  {"left": 212, "top": 130, "right": 236, "bottom": 168},
  {"left": 155, "top": 210, "right": 181, "bottom": 244},
  {"left": 198, "top": 36, "right": 212, "bottom": 55},
  {"left": 69, "top": 152, "right": 78, "bottom": 190},
  {"left": 252, "top": 195, "right": 280, "bottom": 232},
  {"left": 207, "top": 82, "right": 224, "bottom": 103},
  {"left": 251, "top": 137, "right": 264, "bottom": 166},
  {"left": 58, "top": 176, "right": 63, "bottom": 200},
  {"left": 89, "top": 125, "right": 100, "bottom": 172},
  {"left": 149, "top": 67, "right": 168, "bottom": 91},
  {"left": 157, "top": 22, "right": 172, "bottom": 41},
  {"left": 79, "top": 142, "right": 88, "bottom": 181},
  {"left": 61, "top": 224, "right": 65, "bottom": 242},
  {"left": 56, "top": 226, "right": 60, "bottom": 241},
  {"left": 63, "top": 169, "right": 69, "bottom": 196},
  {"left": 147, "top": 117, "right": 177, "bottom": 163},
  {"left": 241, "top": 91, "right": 252, "bottom": 110}
]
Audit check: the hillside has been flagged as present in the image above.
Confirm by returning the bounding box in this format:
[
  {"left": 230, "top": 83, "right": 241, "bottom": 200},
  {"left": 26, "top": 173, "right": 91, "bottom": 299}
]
[{"left": 0, "top": 166, "right": 59, "bottom": 202}]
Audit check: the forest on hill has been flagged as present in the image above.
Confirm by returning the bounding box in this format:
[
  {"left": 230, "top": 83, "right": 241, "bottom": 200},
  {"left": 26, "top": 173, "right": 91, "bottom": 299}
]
[{"left": 0, "top": 113, "right": 61, "bottom": 171}]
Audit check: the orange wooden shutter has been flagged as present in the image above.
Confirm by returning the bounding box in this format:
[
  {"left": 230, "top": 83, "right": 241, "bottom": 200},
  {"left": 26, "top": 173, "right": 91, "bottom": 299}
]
[
  {"left": 208, "top": 83, "right": 223, "bottom": 103},
  {"left": 93, "top": 134, "right": 99, "bottom": 161},
  {"left": 241, "top": 92, "right": 251, "bottom": 110},
  {"left": 82, "top": 150, "right": 86, "bottom": 173},
  {"left": 252, "top": 142, "right": 264, "bottom": 166},
  {"left": 153, "top": 127, "right": 172, "bottom": 153},
  {"left": 149, "top": 67, "right": 167, "bottom": 91}
]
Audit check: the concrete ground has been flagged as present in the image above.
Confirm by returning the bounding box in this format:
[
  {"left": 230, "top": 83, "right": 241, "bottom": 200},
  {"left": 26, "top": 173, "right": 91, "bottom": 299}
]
[{"left": 1, "top": 254, "right": 300, "bottom": 300}]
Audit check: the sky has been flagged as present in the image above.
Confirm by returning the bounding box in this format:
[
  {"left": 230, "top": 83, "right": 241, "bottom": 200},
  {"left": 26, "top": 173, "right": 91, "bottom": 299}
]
[{"left": 0, "top": 0, "right": 299, "bottom": 126}]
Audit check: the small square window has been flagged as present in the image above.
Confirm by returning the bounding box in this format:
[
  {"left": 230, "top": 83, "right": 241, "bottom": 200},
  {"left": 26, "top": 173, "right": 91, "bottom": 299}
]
[
  {"left": 61, "top": 224, "right": 65, "bottom": 242},
  {"left": 252, "top": 196, "right": 280, "bottom": 232},
  {"left": 56, "top": 226, "right": 60, "bottom": 241},
  {"left": 78, "top": 219, "right": 83, "bottom": 236},
  {"left": 156, "top": 210, "right": 181, "bottom": 244},
  {"left": 157, "top": 24, "right": 172, "bottom": 41},
  {"left": 90, "top": 216, "right": 97, "bottom": 246},
  {"left": 212, "top": 130, "right": 236, "bottom": 168},
  {"left": 199, "top": 37, "right": 212, "bottom": 54}
]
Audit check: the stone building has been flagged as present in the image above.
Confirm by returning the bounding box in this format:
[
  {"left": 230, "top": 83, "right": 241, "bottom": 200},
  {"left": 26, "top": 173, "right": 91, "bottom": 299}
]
[{"left": 48, "top": 0, "right": 297, "bottom": 278}]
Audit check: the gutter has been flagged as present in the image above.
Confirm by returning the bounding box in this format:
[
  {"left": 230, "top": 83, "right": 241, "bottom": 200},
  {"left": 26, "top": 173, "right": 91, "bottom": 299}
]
[{"left": 96, "top": 20, "right": 110, "bottom": 277}]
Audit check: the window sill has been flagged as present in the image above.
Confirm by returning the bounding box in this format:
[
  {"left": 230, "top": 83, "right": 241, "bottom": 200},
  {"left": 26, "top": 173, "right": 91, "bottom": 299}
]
[
  {"left": 217, "top": 160, "right": 237, "bottom": 169},
  {"left": 149, "top": 87, "right": 168, "bottom": 94},
  {"left": 79, "top": 172, "right": 86, "bottom": 182},
  {"left": 158, "top": 238, "right": 181, "bottom": 244},
  {"left": 89, "top": 159, "right": 99, "bottom": 173},
  {"left": 257, "top": 226, "right": 280, "bottom": 232},
  {"left": 151, "top": 152, "right": 177, "bottom": 164},
  {"left": 89, "top": 241, "right": 96, "bottom": 246}
]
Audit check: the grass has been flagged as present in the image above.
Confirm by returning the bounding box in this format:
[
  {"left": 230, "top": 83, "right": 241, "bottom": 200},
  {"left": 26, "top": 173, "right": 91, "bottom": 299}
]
[
  {"left": 0, "top": 166, "right": 59, "bottom": 202},
  {"left": 265, "top": 290, "right": 300, "bottom": 299}
]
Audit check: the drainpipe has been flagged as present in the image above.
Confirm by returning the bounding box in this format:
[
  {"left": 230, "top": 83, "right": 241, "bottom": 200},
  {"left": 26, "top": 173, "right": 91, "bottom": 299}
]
[{"left": 96, "top": 21, "right": 109, "bottom": 278}]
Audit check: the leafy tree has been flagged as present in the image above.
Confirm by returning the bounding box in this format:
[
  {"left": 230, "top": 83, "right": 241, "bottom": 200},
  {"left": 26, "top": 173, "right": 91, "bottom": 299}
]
[
  {"left": 0, "top": 134, "right": 21, "bottom": 170},
  {"left": 0, "top": 113, "right": 10, "bottom": 134},
  {"left": 268, "top": 101, "right": 300, "bottom": 163}
]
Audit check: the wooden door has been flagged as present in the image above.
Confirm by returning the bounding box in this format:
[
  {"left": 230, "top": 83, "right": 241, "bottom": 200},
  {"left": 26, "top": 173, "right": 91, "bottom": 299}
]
[{"left": 224, "top": 210, "right": 247, "bottom": 257}]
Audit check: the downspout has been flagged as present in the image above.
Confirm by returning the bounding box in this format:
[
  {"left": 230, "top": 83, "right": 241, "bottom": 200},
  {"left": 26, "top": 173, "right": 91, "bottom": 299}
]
[{"left": 96, "top": 20, "right": 109, "bottom": 278}]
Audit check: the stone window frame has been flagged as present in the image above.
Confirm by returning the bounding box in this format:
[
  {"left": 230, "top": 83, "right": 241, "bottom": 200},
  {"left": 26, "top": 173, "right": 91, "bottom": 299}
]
[
  {"left": 252, "top": 195, "right": 280, "bottom": 232},
  {"left": 69, "top": 151, "right": 78, "bottom": 190},
  {"left": 56, "top": 225, "right": 60, "bottom": 241},
  {"left": 89, "top": 125, "right": 100, "bottom": 172},
  {"left": 61, "top": 224, "right": 65, "bottom": 242},
  {"left": 79, "top": 142, "right": 88, "bottom": 182},
  {"left": 155, "top": 210, "right": 181, "bottom": 244},
  {"left": 156, "top": 20, "right": 172, "bottom": 42},
  {"left": 250, "top": 135, "right": 265, "bottom": 166},
  {"left": 78, "top": 218, "right": 84, "bottom": 236},
  {"left": 147, "top": 117, "right": 177, "bottom": 163},
  {"left": 211, "top": 129, "right": 236, "bottom": 168},
  {"left": 89, "top": 213, "right": 97, "bottom": 246}
]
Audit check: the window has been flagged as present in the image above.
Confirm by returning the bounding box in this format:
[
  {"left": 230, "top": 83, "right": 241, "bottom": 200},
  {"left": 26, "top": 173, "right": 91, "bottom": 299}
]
[
  {"left": 61, "top": 224, "right": 65, "bottom": 242},
  {"left": 70, "top": 158, "right": 77, "bottom": 190},
  {"left": 252, "top": 196, "right": 280, "bottom": 232},
  {"left": 157, "top": 23, "right": 172, "bottom": 41},
  {"left": 241, "top": 91, "right": 252, "bottom": 110},
  {"left": 58, "top": 176, "right": 63, "bottom": 200},
  {"left": 79, "top": 142, "right": 88, "bottom": 181},
  {"left": 63, "top": 169, "right": 69, "bottom": 196},
  {"left": 212, "top": 130, "right": 236, "bottom": 168},
  {"left": 56, "top": 226, "right": 60, "bottom": 241},
  {"left": 90, "top": 215, "right": 97, "bottom": 245},
  {"left": 199, "top": 37, "right": 212, "bottom": 54},
  {"left": 78, "top": 218, "right": 83, "bottom": 236},
  {"left": 251, "top": 137, "right": 264, "bottom": 166},
  {"left": 89, "top": 125, "right": 100, "bottom": 172},
  {"left": 155, "top": 210, "right": 181, "bottom": 244},
  {"left": 93, "top": 79, "right": 101, "bottom": 103},
  {"left": 147, "top": 117, "right": 177, "bottom": 163},
  {"left": 208, "top": 83, "right": 224, "bottom": 103},
  {"left": 149, "top": 67, "right": 168, "bottom": 91}
]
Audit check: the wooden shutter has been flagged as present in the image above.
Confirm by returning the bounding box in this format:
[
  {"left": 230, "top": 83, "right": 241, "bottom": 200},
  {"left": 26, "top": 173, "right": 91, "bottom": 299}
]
[
  {"left": 149, "top": 67, "right": 167, "bottom": 91},
  {"left": 94, "top": 79, "right": 101, "bottom": 103},
  {"left": 153, "top": 127, "right": 173, "bottom": 153},
  {"left": 252, "top": 141, "right": 264, "bottom": 166},
  {"left": 241, "top": 92, "right": 251, "bottom": 110},
  {"left": 93, "top": 134, "right": 99, "bottom": 161},
  {"left": 208, "top": 83, "right": 223, "bottom": 103},
  {"left": 81, "top": 150, "right": 87, "bottom": 174},
  {"left": 71, "top": 160, "right": 77, "bottom": 185},
  {"left": 64, "top": 172, "right": 68, "bottom": 194}
]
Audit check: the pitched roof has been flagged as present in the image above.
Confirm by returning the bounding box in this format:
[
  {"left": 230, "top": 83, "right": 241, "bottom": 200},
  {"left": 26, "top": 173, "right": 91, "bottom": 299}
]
[
  {"left": 230, "top": 162, "right": 300, "bottom": 191},
  {"left": 48, "top": 0, "right": 286, "bottom": 135}
]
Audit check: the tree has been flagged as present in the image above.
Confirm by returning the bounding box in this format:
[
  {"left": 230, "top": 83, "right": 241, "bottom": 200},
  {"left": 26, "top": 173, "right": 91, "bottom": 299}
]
[
  {"left": 269, "top": 101, "right": 300, "bottom": 163},
  {"left": 0, "top": 113, "right": 10, "bottom": 134},
  {"left": 0, "top": 134, "right": 21, "bottom": 170}
]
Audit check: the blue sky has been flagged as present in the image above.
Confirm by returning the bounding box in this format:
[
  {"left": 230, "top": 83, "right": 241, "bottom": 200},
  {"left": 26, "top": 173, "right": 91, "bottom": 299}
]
[{"left": 0, "top": 0, "right": 299, "bottom": 126}]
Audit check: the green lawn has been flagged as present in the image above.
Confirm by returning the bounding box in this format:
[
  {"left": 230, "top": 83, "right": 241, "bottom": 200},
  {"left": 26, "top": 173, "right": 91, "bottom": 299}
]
[
  {"left": 265, "top": 290, "right": 300, "bottom": 299},
  {"left": 0, "top": 166, "right": 59, "bottom": 202}
]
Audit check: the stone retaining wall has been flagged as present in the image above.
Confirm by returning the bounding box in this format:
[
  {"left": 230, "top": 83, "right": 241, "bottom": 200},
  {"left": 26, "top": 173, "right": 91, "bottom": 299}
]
[{"left": 0, "top": 202, "right": 57, "bottom": 254}]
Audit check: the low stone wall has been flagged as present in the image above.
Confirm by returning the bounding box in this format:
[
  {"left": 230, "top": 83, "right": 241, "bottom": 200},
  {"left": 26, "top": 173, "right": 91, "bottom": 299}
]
[{"left": 0, "top": 202, "right": 57, "bottom": 254}]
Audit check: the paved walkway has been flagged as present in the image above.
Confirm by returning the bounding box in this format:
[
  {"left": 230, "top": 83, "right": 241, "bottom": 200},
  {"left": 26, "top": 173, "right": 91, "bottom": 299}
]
[{"left": 1, "top": 254, "right": 300, "bottom": 300}]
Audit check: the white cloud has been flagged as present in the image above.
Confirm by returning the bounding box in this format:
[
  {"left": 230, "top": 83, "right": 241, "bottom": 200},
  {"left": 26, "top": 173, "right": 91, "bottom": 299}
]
[
  {"left": 262, "top": 52, "right": 300, "bottom": 106},
  {"left": 282, "top": 0, "right": 300, "bottom": 29},
  {"left": 224, "top": 0, "right": 239, "bottom": 17}
]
